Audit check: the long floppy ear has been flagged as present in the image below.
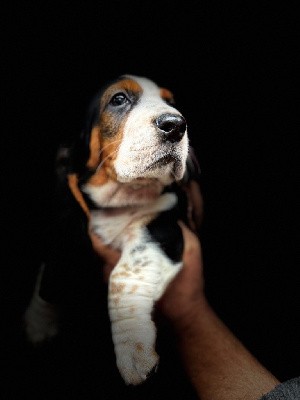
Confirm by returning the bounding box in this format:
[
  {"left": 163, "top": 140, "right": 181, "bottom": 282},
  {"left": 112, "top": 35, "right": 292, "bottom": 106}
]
[
  {"left": 69, "top": 92, "right": 102, "bottom": 175},
  {"left": 181, "top": 146, "right": 204, "bottom": 232},
  {"left": 70, "top": 77, "right": 123, "bottom": 174},
  {"left": 66, "top": 92, "right": 102, "bottom": 218}
]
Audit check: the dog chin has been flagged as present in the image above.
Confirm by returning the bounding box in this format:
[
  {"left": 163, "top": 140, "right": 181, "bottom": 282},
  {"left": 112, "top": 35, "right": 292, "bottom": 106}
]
[
  {"left": 120, "top": 183, "right": 164, "bottom": 206},
  {"left": 116, "top": 162, "right": 185, "bottom": 186},
  {"left": 84, "top": 179, "right": 165, "bottom": 208}
]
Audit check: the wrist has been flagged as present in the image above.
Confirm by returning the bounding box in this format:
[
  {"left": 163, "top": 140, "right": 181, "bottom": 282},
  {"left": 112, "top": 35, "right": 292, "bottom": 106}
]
[{"left": 168, "top": 294, "right": 209, "bottom": 332}]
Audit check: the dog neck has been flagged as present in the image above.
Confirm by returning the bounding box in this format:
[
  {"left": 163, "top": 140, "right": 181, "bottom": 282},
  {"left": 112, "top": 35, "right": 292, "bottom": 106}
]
[
  {"left": 68, "top": 173, "right": 169, "bottom": 218},
  {"left": 82, "top": 178, "right": 165, "bottom": 210},
  {"left": 89, "top": 191, "right": 178, "bottom": 248}
]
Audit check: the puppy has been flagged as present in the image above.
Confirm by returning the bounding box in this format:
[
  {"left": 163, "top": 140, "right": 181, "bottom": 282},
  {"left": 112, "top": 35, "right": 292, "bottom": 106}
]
[{"left": 24, "top": 74, "right": 202, "bottom": 385}]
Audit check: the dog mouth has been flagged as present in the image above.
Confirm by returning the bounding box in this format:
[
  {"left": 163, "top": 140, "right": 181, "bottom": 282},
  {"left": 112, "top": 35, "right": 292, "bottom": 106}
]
[
  {"left": 114, "top": 152, "right": 183, "bottom": 186},
  {"left": 129, "top": 178, "right": 161, "bottom": 190},
  {"left": 146, "top": 154, "right": 177, "bottom": 171}
]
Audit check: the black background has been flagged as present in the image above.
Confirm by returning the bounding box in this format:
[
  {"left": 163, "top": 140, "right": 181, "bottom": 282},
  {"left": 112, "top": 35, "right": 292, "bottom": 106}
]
[{"left": 4, "top": 1, "right": 299, "bottom": 398}]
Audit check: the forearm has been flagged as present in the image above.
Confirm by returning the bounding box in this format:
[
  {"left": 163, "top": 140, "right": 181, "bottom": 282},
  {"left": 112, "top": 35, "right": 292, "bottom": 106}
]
[{"left": 173, "top": 298, "right": 280, "bottom": 400}]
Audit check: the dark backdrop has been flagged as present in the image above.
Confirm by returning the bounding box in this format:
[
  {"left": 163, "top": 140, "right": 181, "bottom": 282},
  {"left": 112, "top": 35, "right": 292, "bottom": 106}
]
[{"left": 4, "top": 1, "right": 299, "bottom": 398}]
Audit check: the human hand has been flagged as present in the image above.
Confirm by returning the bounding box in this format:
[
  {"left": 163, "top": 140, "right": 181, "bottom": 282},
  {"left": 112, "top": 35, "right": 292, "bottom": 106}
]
[
  {"left": 156, "top": 221, "right": 205, "bottom": 326},
  {"left": 88, "top": 229, "right": 121, "bottom": 283}
]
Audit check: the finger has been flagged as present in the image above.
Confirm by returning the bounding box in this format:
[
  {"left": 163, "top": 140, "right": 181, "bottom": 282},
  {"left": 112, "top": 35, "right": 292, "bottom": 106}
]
[
  {"left": 89, "top": 230, "right": 121, "bottom": 265},
  {"left": 177, "top": 220, "right": 201, "bottom": 252},
  {"left": 103, "top": 263, "right": 115, "bottom": 283}
]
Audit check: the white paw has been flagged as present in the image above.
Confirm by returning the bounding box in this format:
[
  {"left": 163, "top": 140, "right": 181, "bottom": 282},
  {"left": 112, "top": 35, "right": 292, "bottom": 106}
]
[
  {"left": 24, "top": 295, "right": 59, "bottom": 344},
  {"left": 112, "top": 319, "right": 159, "bottom": 385}
]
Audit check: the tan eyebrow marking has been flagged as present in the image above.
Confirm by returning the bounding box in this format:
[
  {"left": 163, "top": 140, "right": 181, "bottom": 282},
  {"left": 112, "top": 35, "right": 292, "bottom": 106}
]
[{"left": 160, "top": 87, "right": 174, "bottom": 102}]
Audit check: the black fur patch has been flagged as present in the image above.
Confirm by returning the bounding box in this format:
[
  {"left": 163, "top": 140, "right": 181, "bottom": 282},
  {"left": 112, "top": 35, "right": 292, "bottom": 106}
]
[{"left": 146, "top": 179, "right": 192, "bottom": 263}]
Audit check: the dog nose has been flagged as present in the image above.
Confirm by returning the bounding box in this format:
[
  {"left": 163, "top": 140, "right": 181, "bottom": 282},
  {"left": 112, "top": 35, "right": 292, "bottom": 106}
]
[{"left": 155, "top": 114, "right": 186, "bottom": 143}]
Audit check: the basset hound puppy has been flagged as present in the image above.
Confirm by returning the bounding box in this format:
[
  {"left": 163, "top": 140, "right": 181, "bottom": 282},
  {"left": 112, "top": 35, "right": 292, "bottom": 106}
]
[{"left": 24, "top": 74, "right": 203, "bottom": 385}]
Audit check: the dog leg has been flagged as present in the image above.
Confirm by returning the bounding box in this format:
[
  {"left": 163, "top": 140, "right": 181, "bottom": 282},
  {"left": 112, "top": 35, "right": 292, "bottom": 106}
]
[
  {"left": 108, "top": 239, "right": 182, "bottom": 385},
  {"left": 24, "top": 263, "right": 59, "bottom": 344}
]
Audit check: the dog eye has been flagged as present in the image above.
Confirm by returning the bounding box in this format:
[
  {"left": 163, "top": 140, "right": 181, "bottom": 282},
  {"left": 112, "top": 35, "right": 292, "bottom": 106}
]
[{"left": 110, "top": 93, "right": 129, "bottom": 106}]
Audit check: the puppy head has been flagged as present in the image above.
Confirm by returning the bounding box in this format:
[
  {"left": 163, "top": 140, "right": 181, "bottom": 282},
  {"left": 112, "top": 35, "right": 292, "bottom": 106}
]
[{"left": 79, "top": 75, "right": 189, "bottom": 206}]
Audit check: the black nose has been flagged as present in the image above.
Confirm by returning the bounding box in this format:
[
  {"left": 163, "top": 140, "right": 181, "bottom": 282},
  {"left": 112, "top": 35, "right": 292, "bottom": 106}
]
[{"left": 155, "top": 114, "right": 186, "bottom": 143}]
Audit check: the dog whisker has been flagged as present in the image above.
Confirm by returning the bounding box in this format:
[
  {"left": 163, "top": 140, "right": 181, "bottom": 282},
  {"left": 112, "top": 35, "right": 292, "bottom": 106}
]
[
  {"left": 98, "top": 139, "right": 122, "bottom": 158},
  {"left": 96, "top": 149, "right": 119, "bottom": 172},
  {"left": 129, "top": 145, "right": 156, "bottom": 152}
]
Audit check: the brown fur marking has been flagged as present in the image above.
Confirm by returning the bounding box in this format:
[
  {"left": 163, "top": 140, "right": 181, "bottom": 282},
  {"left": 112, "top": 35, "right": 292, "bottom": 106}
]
[
  {"left": 135, "top": 343, "right": 144, "bottom": 352},
  {"left": 111, "top": 282, "right": 125, "bottom": 294},
  {"left": 86, "top": 126, "right": 101, "bottom": 169},
  {"left": 130, "top": 284, "right": 138, "bottom": 294},
  {"left": 160, "top": 87, "right": 174, "bottom": 103}
]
